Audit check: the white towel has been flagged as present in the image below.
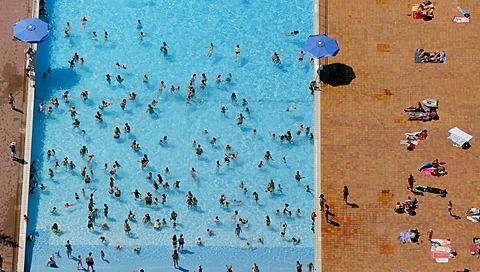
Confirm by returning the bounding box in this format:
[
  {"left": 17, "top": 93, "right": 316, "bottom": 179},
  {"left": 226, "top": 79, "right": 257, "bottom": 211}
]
[{"left": 448, "top": 127, "right": 472, "bottom": 146}]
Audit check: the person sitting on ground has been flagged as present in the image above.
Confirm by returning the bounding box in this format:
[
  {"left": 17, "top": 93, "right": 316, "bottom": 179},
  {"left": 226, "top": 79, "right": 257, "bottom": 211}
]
[
  {"left": 422, "top": 51, "right": 441, "bottom": 62},
  {"left": 418, "top": 1, "right": 434, "bottom": 16},
  {"left": 405, "top": 196, "right": 418, "bottom": 207},
  {"left": 394, "top": 202, "right": 405, "bottom": 213},
  {"left": 432, "top": 163, "right": 447, "bottom": 176}
]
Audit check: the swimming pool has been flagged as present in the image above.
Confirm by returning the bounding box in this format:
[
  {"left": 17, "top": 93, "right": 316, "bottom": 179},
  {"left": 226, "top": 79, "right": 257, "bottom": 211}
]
[{"left": 27, "top": 0, "right": 314, "bottom": 271}]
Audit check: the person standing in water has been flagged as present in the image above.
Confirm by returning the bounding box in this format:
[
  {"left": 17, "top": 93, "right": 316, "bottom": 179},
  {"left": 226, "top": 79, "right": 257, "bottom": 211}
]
[
  {"left": 234, "top": 44, "right": 240, "bottom": 62},
  {"left": 172, "top": 249, "right": 179, "bottom": 268}
]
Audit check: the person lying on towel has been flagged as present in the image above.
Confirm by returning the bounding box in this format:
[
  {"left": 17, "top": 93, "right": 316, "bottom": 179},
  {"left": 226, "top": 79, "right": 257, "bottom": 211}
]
[{"left": 417, "top": 1, "right": 434, "bottom": 19}]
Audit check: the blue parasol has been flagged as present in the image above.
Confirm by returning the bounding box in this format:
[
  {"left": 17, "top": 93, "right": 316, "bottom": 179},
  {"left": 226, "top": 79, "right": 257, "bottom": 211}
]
[
  {"left": 13, "top": 18, "right": 50, "bottom": 43},
  {"left": 303, "top": 34, "right": 339, "bottom": 58}
]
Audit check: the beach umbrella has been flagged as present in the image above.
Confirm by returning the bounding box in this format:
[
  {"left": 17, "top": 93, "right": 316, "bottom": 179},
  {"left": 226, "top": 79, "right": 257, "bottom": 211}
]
[
  {"left": 303, "top": 34, "right": 339, "bottom": 58},
  {"left": 13, "top": 18, "right": 50, "bottom": 43}
]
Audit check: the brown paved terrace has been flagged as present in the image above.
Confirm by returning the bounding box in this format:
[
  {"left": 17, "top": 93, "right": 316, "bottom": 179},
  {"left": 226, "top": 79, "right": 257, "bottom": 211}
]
[
  {"left": 320, "top": 0, "right": 480, "bottom": 271},
  {"left": 0, "top": 0, "right": 30, "bottom": 271}
]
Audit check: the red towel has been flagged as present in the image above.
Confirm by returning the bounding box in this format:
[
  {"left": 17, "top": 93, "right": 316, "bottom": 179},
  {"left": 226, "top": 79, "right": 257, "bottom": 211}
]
[{"left": 412, "top": 11, "right": 425, "bottom": 20}]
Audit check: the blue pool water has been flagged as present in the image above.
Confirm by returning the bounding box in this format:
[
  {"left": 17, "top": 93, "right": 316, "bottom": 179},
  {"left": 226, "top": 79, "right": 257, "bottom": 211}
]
[{"left": 27, "top": 0, "right": 314, "bottom": 271}]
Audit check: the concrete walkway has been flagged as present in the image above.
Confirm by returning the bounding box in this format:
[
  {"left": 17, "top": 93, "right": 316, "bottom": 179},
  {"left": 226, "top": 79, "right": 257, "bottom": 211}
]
[
  {"left": 0, "top": 1, "right": 30, "bottom": 271},
  {"left": 321, "top": 0, "right": 480, "bottom": 271}
]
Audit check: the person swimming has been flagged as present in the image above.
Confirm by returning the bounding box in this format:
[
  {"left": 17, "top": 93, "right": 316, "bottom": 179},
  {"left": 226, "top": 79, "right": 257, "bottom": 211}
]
[
  {"left": 286, "top": 106, "right": 297, "bottom": 112},
  {"left": 285, "top": 30, "right": 299, "bottom": 36}
]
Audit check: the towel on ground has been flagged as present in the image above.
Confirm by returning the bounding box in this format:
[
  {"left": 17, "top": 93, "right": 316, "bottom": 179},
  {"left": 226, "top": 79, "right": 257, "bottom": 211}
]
[{"left": 448, "top": 127, "right": 472, "bottom": 146}]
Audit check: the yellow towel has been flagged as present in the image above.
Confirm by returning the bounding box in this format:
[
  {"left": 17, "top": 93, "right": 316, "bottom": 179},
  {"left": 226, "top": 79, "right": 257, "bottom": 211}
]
[{"left": 412, "top": 3, "right": 435, "bottom": 12}]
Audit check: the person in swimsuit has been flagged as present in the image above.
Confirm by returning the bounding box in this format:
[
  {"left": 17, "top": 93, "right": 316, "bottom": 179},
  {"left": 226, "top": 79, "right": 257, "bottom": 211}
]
[
  {"left": 285, "top": 30, "right": 299, "bottom": 36},
  {"left": 85, "top": 252, "right": 94, "bottom": 271},
  {"left": 234, "top": 44, "right": 240, "bottom": 62}
]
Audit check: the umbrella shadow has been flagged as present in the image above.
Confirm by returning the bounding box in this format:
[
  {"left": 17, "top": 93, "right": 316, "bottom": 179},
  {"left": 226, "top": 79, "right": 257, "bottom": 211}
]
[{"left": 318, "top": 63, "right": 356, "bottom": 87}]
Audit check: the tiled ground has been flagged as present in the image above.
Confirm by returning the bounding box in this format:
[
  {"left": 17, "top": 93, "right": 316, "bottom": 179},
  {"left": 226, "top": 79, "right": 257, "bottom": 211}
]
[
  {"left": 0, "top": 1, "right": 29, "bottom": 271},
  {"left": 320, "top": 0, "right": 480, "bottom": 271}
]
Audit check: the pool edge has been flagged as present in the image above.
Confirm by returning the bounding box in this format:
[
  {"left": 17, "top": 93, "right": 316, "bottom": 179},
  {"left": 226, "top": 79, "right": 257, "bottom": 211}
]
[
  {"left": 313, "top": 0, "right": 322, "bottom": 271},
  {"left": 16, "top": 0, "right": 39, "bottom": 271}
]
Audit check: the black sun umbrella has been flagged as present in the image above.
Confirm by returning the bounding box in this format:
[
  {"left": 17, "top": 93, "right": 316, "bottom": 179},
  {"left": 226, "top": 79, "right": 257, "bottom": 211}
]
[{"left": 318, "top": 63, "right": 356, "bottom": 87}]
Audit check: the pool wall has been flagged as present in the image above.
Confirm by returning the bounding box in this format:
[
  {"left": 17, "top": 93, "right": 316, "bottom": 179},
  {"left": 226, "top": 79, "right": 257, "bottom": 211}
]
[
  {"left": 16, "top": 0, "right": 41, "bottom": 270},
  {"left": 313, "top": 0, "right": 322, "bottom": 270},
  {"left": 15, "top": 0, "right": 40, "bottom": 271}
]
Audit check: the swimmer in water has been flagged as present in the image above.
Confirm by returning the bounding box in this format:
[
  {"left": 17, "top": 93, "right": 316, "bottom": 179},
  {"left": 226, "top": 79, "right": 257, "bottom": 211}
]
[
  {"left": 234, "top": 45, "right": 240, "bottom": 62},
  {"left": 285, "top": 30, "right": 299, "bottom": 36},
  {"left": 115, "top": 62, "right": 127, "bottom": 69},
  {"left": 225, "top": 73, "right": 232, "bottom": 83},
  {"left": 206, "top": 43, "right": 214, "bottom": 58},
  {"left": 271, "top": 52, "right": 281, "bottom": 65},
  {"left": 160, "top": 42, "right": 168, "bottom": 55},
  {"left": 158, "top": 81, "right": 165, "bottom": 96},
  {"left": 81, "top": 16, "right": 88, "bottom": 28},
  {"left": 116, "top": 75, "right": 123, "bottom": 84},
  {"left": 236, "top": 113, "right": 246, "bottom": 125},
  {"left": 286, "top": 106, "right": 297, "bottom": 112}
]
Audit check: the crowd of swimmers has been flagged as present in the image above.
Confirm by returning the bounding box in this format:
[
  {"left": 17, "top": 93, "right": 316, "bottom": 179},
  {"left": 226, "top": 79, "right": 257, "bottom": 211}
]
[{"left": 27, "top": 13, "right": 317, "bottom": 271}]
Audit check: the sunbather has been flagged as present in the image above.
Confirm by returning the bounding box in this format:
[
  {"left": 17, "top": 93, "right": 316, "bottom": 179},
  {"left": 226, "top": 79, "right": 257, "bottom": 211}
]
[
  {"left": 405, "top": 197, "right": 418, "bottom": 207},
  {"left": 418, "top": 1, "right": 434, "bottom": 16},
  {"left": 405, "top": 130, "right": 428, "bottom": 140},
  {"left": 422, "top": 51, "right": 441, "bottom": 62},
  {"left": 394, "top": 202, "right": 404, "bottom": 213},
  {"left": 434, "top": 164, "right": 447, "bottom": 176},
  {"left": 408, "top": 111, "right": 437, "bottom": 121},
  {"left": 419, "top": 159, "right": 438, "bottom": 171},
  {"left": 404, "top": 102, "right": 425, "bottom": 112}
]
